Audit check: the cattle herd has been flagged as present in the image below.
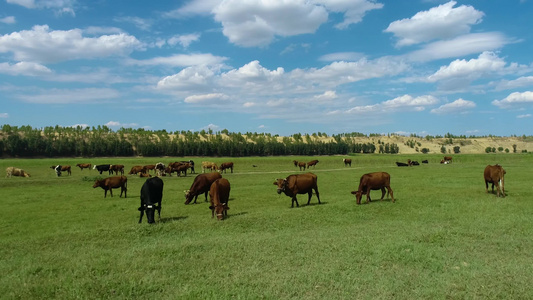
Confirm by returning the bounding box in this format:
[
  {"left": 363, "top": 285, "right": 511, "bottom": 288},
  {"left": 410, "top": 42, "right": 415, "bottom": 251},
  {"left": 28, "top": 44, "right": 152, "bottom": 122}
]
[{"left": 5, "top": 156, "right": 507, "bottom": 224}]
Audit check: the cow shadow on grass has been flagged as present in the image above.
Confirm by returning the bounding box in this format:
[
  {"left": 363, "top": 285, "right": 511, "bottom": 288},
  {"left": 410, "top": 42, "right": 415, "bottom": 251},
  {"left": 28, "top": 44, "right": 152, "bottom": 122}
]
[{"left": 291, "top": 201, "right": 328, "bottom": 208}]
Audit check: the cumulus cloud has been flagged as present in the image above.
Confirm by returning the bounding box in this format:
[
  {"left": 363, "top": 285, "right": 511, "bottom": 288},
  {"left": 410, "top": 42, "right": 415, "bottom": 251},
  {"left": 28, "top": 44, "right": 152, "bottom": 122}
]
[
  {"left": 430, "top": 98, "right": 476, "bottom": 114},
  {"left": 385, "top": 1, "right": 484, "bottom": 47},
  {"left": 1, "top": 16, "right": 16, "bottom": 24},
  {"left": 428, "top": 52, "right": 506, "bottom": 82},
  {"left": 170, "top": 0, "right": 382, "bottom": 47},
  {"left": 495, "top": 76, "right": 533, "bottom": 91},
  {"left": 7, "top": 0, "right": 76, "bottom": 16},
  {"left": 167, "top": 33, "right": 201, "bottom": 48},
  {"left": 0, "top": 61, "right": 52, "bottom": 76},
  {"left": 105, "top": 121, "right": 139, "bottom": 128},
  {"left": 346, "top": 94, "right": 439, "bottom": 114},
  {"left": 0, "top": 113, "right": 9, "bottom": 118},
  {"left": 184, "top": 93, "right": 229, "bottom": 104},
  {"left": 0, "top": 25, "right": 143, "bottom": 63},
  {"left": 492, "top": 91, "right": 533, "bottom": 108}
]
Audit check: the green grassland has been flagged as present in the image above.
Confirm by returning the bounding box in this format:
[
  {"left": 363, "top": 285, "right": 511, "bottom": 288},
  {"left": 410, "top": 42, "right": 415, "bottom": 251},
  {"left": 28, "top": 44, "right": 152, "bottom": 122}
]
[{"left": 1, "top": 154, "right": 532, "bottom": 299}]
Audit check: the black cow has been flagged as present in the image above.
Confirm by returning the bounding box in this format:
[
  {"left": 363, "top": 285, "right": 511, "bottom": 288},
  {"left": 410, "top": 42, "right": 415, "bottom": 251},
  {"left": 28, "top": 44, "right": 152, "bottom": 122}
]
[
  {"left": 396, "top": 162, "right": 409, "bottom": 167},
  {"left": 138, "top": 177, "right": 164, "bottom": 224},
  {"left": 93, "top": 164, "right": 112, "bottom": 175}
]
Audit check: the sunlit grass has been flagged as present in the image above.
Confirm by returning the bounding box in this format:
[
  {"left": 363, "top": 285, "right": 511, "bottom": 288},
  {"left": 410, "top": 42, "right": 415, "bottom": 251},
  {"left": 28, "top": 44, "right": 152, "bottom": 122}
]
[{"left": 1, "top": 154, "right": 532, "bottom": 299}]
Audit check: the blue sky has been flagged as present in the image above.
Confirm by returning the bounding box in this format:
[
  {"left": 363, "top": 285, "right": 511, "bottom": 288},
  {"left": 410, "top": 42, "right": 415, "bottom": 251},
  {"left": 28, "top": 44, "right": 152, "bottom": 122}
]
[{"left": 1, "top": 0, "right": 532, "bottom": 136}]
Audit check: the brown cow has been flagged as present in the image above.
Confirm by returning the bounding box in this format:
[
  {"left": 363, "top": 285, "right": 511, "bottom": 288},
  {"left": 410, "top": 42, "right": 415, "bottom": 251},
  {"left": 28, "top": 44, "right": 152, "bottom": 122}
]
[
  {"left": 219, "top": 162, "right": 234, "bottom": 174},
  {"left": 93, "top": 176, "right": 128, "bottom": 198},
  {"left": 184, "top": 172, "right": 222, "bottom": 204},
  {"left": 343, "top": 158, "right": 352, "bottom": 167},
  {"left": 293, "top": 160, "right": 306, "bottom": 171},
  {"left": 274, "top": 172, "right": 320, "bottom": 208},
  {"left": 76, "top": 163, "right": 91, "bottom": 171},
  {"left": 110, "top": 164, "right": 125, "bottom": 175},
  {"left": 484, "top": 164, "right": 506, "bottom": 197},
  {"left": 51, "top": 165, "right": 71, "bottom": 176},
  {"left": 209, "top": 178, "right": 231, "bottom": 220},
  {"left": 201, "top": 161, "right": 218, "bottom": 173},
  {"left": 442, "top": 156, "right": 453, "bottom": 164},
  {"left": 129, "top": 166, "right": 144, "bottom": 175},
  {"left": 142, "top": 164, "right": 156, "bottom": 174},
  {"left": 140, "top": 172, "right": 152, "bottom": 178},
  {"left": 351, "top": 172, "right": 394, "bottom": 205},
  {"left": 307, "top": 160, "right": 319, "bottom": 168},
  {"left": 6, "top": 167, "right": 31, "bottom": 178}
]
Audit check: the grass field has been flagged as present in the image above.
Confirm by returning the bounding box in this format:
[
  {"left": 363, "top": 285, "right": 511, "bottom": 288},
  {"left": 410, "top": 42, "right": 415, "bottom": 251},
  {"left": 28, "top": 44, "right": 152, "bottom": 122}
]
[{"left": 1, "top": 154, "right": 532, "bottom": 299}]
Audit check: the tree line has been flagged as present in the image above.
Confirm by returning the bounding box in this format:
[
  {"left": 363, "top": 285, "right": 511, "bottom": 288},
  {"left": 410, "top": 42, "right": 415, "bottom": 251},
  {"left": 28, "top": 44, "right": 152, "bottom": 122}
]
[{"left": 0, "top": 125, "right": 401, "bottom": 157}]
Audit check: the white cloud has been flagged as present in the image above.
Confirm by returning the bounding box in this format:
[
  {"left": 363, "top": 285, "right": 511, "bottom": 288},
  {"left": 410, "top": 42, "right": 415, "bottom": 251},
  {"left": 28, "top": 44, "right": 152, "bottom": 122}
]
[
  {"left": 167, "top": 33, "right": 201, "bottom": 48},
  {"left": 129, "top": 53, "right": 227, "bottom": 67},
  {"left": 0, "top": 25, "right": 143, "bottom": 63},
  {"left": 430, "top": 98, "right": 476, "bottom": 114},
  {"left": 385, "top": 1, "right": 484, "bottom": 47},
  {"left": 0, "top": 61, "right": 52, "bottom": 76},
  {"left": 184, "top": 93, "right": 229, "bottom": 104},
  {"left": 105, "top": 121, "right": 139, "bottom": 128},
  {"left": 114, "top": 16, "right": 152, "bottom": 31},
  {"left": 7, "top": 0, "right": 76, "bottom": 16},
  {"left": 492, "top": 91, "right": 533, "bottom": 108},
  {"left": 17, "top": 88, "right": 121, "bottom": 104},
  {"left": 495, "top": 76, "right": 533, "bottom": 91},
  {"left": 316, "top": 0, "right": 383, "bottom": 29},
  {"left": 319, "top": 52, "right": 365, "bottom": 62},
  {"left": 517, "top": 114, "right": 531, "bottom": 119},
  {"left": 428, "top": 52, "right": 506, "bottom": 82},
  {"left": 1, "top": 16, "right": 16, "bottom": 24},
  {"left": 346, "top": 94, "right": 438, "bottom": 115},
  {"left": 0, "top": 113, "right": 9, "bottom": 118},
  {"left": 406, "top": 32, "right": 510, "bottom": 62}
]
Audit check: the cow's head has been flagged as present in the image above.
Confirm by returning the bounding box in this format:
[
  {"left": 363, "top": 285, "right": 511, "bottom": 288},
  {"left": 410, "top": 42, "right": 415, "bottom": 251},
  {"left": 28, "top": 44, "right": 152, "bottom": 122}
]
[
  {"left": 210, "top": 203, "right": 229, "bottom": 220},
  {"left": 351, "top": 190, "right": 363, "bottom": 205},
  {"left": 184, "top": 190, "right": 193, "bottom": 204},
  {"left": 139, "top": 204, "right": 158, "bottom": 224},
  {"left": 23, "top": 171, "right": 31, "bottom": 178},
  {"left": 92, "top": 179, "right": 103, "bottom": 188},
  {"left": 273, "top": 178, "right": 287, "bottom": 194}
]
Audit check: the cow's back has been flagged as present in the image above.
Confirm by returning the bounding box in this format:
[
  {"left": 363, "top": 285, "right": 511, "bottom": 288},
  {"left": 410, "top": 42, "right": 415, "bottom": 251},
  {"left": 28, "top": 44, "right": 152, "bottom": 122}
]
[
  {"left": 210, "top": 178, "right": 230, "bottom": 203},
  {"left": 484, "top": 165, "right": 504, "bottom": 182},
  {"left": 287, "top": 172, "right": 317, "bottom": 194},
  {"left": 141, "top": 177, "right": 164, "bottom": 204}
]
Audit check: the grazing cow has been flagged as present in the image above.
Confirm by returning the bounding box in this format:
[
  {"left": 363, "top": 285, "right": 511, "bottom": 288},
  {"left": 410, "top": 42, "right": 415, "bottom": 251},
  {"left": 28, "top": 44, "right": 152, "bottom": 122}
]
[
  {"left": 5, "top": 167, "right": 31, "bottom": 178},
  {"left": 187, "top": 160, "right": 196, "bottom": 173},
  {"left": 219, "top": 162, "right": 234, "bottom": 174},
  {"left": 484, "top": 164, "right": 506, "bottom": 198},
  {"left": 92, "top": 175, "right": 128, "bottom": 198},
  {"left": 140, "top": 172, "right": 152, "bottom": 178},
  {"left": 51, "top": 165, "right": 71, "bottom": 176},
  {"left": 184, "top": 172, "right": 222, "bottom": 204},
  {"left": 396, "top": 162, "right": 409, "bottom": 167},
  {"left": 351, "top": 172, "right": 394, "bottom": 205},
  {"left": 443, "top": 156, "right": 453, "bottom": 164},
  {"left": 142, "top": 164, "right": 156, "bottom": 174},
  {"left": 201, "top": 161, "right": 218, "bottom": 173},
  {"left": 411, "top": 161, "right": 420, "bottom": 166},
  {"left": 293, "top": 160, "right": 306, "bottom": 171},
  {"left": 175, "top": 163, "right": 191, "bottom": 177},
  {"left": 138, "top": 177, "right": 164, "bottom": 224},
  {"left": 209, "top": 178, "right": 231, "bottom": 220},
  {"left": 343, "top": 158, "right": 352, "bottom": 167},
  {"left": 129, "top": 166, "right": 144, "bottom": 175},
  {"left": 110, "top": 164, "right": 125, "bottom": 175},
  {"left": 307, "top": 160, "right": 319, "bottom": 168},
  {"left": 422, "top": 160, "right": 429, "bottom": 164},
  {"left": 155, "top": 162, "right": 166, "bottom": 176},
  {"left": 273, "top": 172, "right": 320, "bottom": 208},
  {"left": 93, "top": 164, "right": 112, "bottom": 175},
  {"left": 76, "top": 163, "right": 92, "bottom": 171}
]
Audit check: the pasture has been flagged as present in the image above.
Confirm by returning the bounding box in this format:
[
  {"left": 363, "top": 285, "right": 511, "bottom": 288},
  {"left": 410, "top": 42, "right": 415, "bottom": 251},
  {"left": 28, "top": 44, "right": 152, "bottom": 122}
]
[{"left": 1, "top": 154, "right": 532, "bottom": 299}]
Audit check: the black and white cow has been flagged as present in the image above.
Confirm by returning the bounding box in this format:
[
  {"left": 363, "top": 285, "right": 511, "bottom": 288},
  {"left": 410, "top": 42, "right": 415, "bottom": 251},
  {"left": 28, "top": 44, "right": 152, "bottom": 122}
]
[
  {"left": 93, "top": 164, "right": 112, "bottom": 175},
  {"left": 54, "top": 165, "right": 62, "bottom": 177},
  {"left": 138, "top": 177, "right": 164, "bottom": 224}
]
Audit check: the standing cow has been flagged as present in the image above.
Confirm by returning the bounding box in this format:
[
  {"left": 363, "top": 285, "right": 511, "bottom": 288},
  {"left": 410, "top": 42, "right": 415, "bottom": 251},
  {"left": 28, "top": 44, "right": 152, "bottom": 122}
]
[
  {"left": 94, "top": 164, "right": 112, "bottom": 175},
  {"left": 209, "top": 178, "right": 231, "bottom": 220},
  {"left": 484, "top": 164, "right": 506, "bottom": 197},
  {"left": 343, "top": 158, "right": 352, "bottom": 167},
  {"left": 274, "top": 172, "right": 320, "bottom": 208},
  {"left": 93, "top": 175, "right": 128, "bottom": 198},
  {"left": 51, "top": 165, "right": 71, "bottom": 176},
  {"left": 293, "top": 160, "right": 306, "bottom": 171},
  {"left": 307, "top": 160, "right": 319, "bottom": 168},
  {"left": 219, "top": 162, "right": 234, "bottom": 174},
  {"left": 138, "top": 177, "right": 164, "bottom": 224},
  {"left": 184, "top": 172, "right": 222, "bottom": 204},
  {"left": 76, "top": 163, "right": 92, "bottom": 171},
  {"left": 351, "top": 172, "right": 394, "bottom": 205}
]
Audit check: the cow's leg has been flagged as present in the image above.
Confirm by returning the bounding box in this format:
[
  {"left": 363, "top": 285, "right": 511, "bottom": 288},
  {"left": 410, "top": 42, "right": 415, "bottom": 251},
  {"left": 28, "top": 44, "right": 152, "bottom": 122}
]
[
  {"left": 307, "top": 191, "right": 313, "bottom": 205},
  {"left": 388, "top": 187, "right": 395, "bottom": 202},
  {"left": 380, "top": 187, "right": 386, "bottom": 200},
  {"left": 314, "top": 187, "right": 321, "bottom": 204},
  {"left": 292, "top": 196, "right": 299, "bottom": 208},
  {"left": 138, "top": 209, "right": 145, "bottom": 223},
  {"left": 157, "top": 203, "right": 161, "bottom": 220},
  {"left": 109, "top": 188, "right": 113, "bottom": 197},
  {"left": 204, "top": 191, "right": 209, "bottom": 202},
  {"left": 367, "top": 191, "right": 372, "bottom": 203}
]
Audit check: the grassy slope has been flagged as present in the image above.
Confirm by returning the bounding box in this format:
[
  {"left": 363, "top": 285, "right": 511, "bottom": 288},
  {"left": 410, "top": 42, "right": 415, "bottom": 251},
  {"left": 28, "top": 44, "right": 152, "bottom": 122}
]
[{"left": 1, "top": 154, "right": 532, "bottom": 299}]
